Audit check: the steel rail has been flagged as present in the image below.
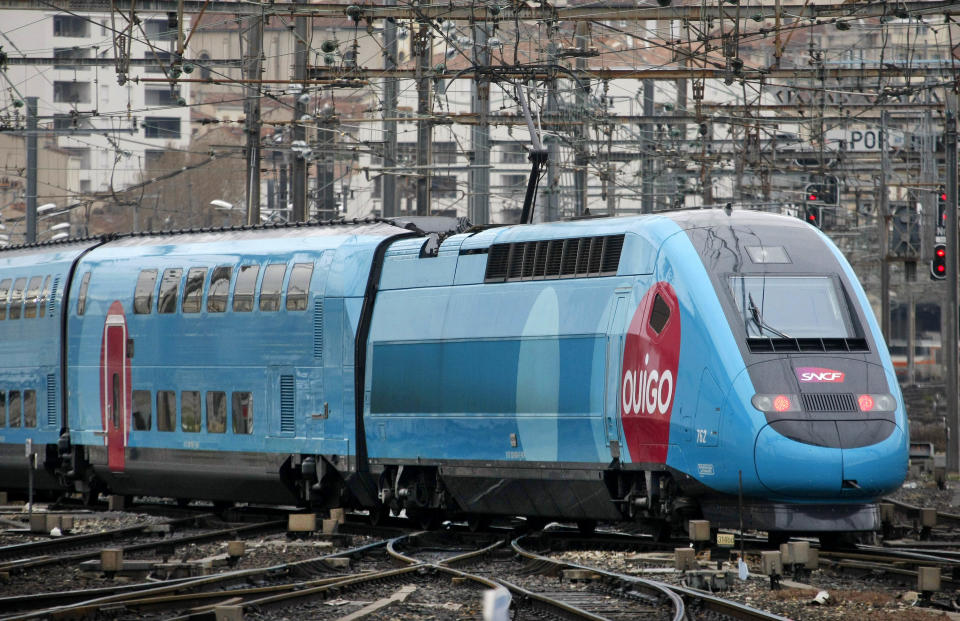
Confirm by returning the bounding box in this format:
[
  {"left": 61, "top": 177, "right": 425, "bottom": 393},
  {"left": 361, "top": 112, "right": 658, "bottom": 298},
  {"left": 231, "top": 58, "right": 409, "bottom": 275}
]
[
  {"left": 512, "top": 534, "right": 794, "bottom": 621},
  {"left": 0, "top": 538, "right": 393, "bottom": 620},
  {"left": 0, "top": 519, "right": 284, "bottom": 573},
  {"left": 0, "top": 514, "right": 213, "bottom": 563}
]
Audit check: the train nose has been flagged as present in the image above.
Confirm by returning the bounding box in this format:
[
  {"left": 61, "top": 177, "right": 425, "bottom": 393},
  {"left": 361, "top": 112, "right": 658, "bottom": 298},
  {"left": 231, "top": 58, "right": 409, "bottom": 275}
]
[{"left": 755, "top": 421, "right": 907, "bottom": 498}]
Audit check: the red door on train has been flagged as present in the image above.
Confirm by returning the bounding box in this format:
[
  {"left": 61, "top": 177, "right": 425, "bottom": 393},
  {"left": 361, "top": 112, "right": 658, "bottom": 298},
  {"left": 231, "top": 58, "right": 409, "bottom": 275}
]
[{"left": 100, "top": 301, "right": 131, "bottom": 472}]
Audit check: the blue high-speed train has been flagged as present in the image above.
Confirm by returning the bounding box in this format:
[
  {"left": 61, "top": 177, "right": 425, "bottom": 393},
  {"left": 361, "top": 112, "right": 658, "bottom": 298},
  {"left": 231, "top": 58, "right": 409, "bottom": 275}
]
[{"left": 0, "top": 210, "right": 908, "bottom": 534}]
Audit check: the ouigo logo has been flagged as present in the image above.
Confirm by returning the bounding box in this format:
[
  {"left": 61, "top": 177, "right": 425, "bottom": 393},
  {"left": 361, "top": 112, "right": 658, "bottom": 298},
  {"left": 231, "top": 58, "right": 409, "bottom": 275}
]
[{"left": 796, "top": 367, "right": 845, "bottom": 383}]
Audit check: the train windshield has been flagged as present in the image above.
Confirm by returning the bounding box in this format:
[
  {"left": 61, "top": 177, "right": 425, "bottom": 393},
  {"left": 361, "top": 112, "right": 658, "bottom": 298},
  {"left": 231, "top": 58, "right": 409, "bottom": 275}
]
[{"left": 729, "top": 275, "right": 854, "bottom": 339}]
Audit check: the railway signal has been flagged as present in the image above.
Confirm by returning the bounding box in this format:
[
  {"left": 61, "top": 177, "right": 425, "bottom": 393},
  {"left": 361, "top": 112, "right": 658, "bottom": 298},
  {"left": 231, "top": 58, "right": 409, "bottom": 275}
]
[
  {"left": 804, "top": 184, "right": 823, "bottom": 228},
  {"left": 931, "top": 243, "right": 946, "bottom": 280},
  {"left": 938, "top": 186, "right": 948, "bottom": 232}
]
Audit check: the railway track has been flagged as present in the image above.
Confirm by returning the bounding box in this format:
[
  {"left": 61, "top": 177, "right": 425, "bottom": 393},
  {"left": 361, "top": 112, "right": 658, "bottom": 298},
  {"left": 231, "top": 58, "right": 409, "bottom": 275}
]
[
  {"left": 0, "top": 515, "right": 285, "bottom": 574},
  {"left": 511, "top": 533, "right": 792, "bottom": 621}
]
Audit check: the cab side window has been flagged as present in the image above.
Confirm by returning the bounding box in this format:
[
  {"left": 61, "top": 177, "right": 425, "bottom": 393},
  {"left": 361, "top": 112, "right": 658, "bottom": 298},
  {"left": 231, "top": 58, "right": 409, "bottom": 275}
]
[
  {"left": 649, "top": 294, "right": 671, "bottom": 335},
  {"left": 76, "top": 272, "right": 91, "bottom": 315}
]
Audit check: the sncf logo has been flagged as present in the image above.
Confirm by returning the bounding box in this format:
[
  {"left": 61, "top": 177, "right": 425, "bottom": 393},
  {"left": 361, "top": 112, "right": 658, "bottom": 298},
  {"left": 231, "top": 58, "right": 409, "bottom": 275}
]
[{"left": 796, "top": 367, "right": 845, "bottom": 383}]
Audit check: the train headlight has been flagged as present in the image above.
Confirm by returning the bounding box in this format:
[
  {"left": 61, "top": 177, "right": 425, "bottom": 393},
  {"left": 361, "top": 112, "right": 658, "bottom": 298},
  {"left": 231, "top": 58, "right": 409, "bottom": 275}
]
[
  {"left": 751, "top": 394, "right": 801, "bottom": 413},
  {"left": 857, "top": 393, "right": 896, "bottom": 412}
]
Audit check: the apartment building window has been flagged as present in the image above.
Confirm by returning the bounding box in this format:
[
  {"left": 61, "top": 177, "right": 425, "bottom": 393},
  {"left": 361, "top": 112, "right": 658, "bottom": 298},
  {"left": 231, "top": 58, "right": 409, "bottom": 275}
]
[
  {"left": 54, "top": 47, "right": 91, "bottom": 69},
  {"left": 501, "top": 174, "right": 528, "bottom": 191},
  {"left": 145, "top": 88, "right": 181, "bottom": 107},
  {"left": 143, "top": 51, "right": 172, "bottom": 74},
  {"left": 144, "top": 19, "right": 175, "bottom": 41},
  {"left": 54, "top": 81, "right": 90, "bottom": 104},
  {"left": 53, "top": 15, "right": 88, "bottom": 37},
  {"left": 432, "top": 176, "right": 458, "bottom": 199},
  {"left": 144, "top": 117, "right": 181, "bottom": 139},
  {"left": 62, "top": 147, "right": 91, "bottom": 169},
  {"left": 501, "top": 143, "right": 527, "bottom": 164}
]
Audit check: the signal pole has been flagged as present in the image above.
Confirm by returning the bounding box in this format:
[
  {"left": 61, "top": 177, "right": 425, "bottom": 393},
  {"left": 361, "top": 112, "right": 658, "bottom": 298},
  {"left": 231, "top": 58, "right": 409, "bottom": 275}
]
[
  {"left": 945, "top": 101, "right": 958, "bottom": 473},
  {"left": 25, "top": 97, "right": 37, "bottom": 244},
  {"left": 242, "top": 12, "right": 262, "bottom": 226},
  {"left": 291, "top": 16, "right": 308, "bottom": 222}
]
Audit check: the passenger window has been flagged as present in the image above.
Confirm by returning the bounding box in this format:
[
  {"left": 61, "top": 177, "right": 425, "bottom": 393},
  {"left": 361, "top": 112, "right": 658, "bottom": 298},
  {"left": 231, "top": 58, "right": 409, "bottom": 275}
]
[
  {"left": 133, "top": 390, "right": 152, "bottom": 431},
  {"left": 232, "top": 392, "right": 253, "bottom": 434},
  {"left": 157, "top": 390, "right": 176, "bottom": 431},
  {"left": 77, "top": 272, "right": 91, "bottom": 315},
  {"left": 134, "top": 269, "right": 158, "bottom": 314},
  {"left": 0, "top": 391, "right": 5, "bottom": 427},
  {"left": 9, "top": 277, "right": 26, "bottom": 320},
  {"left": 649, "top": 294, "right": 670, "bottom": 335},
  {"left": 0, "top": 278, "right": 10, "bottom": 320},
  {"left": 181, "top": 391, "right": 201, "bottom": 432},
  {"left": 232, "top": 265, "right": 259, "bottom": 312},
  {"left": 23, "top": 276, "right": 43, "bottom": 319},
  {"left": 286, "top": 263, "right": 314, "bottom": 311},
  {"left": 182, "top": 267, "right": 208, "bottom": 313},
  {"left": 207, "top": 266, "right": 232, "bottom": 313},
  {"left": 8, "top": 390, "right": 20, "bottom": 427},
  {"left": 23, "top": 276, "right": 42, "bottom": 319},
  {"left": 38, "top": 276, "right": 51, "bottom": 318},
  {"left": 206, "top": 391, "right": 226, "bottom": 433},
  {"left": 259, "top": 263, "right": 286, "bottom": 311},
  {"left": 24, "top": 389, "right": 36, "bottom": 428},
  {"left": 157, "top": 268, "right": 183, "bottom": 314}
]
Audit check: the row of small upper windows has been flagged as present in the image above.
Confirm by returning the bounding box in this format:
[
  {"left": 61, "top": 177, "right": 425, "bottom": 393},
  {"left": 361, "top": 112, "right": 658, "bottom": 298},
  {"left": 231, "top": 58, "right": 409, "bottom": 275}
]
[
  {"left": 0, "top": 276, "right": 53, "bottom": 320},
  {"left": 131, "top": 390, "right": 254, "bottom": 434},
  {"left": 0, "top": 390, "right": 38, "bottom": 428},
  {"left": 75, "top": 262, "right": 315, "bottom": 316}
]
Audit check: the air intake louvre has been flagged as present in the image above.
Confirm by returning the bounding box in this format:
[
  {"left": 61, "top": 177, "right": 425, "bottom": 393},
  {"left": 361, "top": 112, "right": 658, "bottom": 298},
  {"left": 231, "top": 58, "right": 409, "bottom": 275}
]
[
  {"left": 46, "top": 373, "right": 57, "bottom": 427},
  {"left": 484, "top": 234, "right": 625, "bottom": 282},
  {"left": 48, "top": 277, "right": 60, "bottom": 316},
  {"left": 313, "top": 299, "right": 323, "bottom": 361},
  {"left": 747, "top": 337, "right": 869, "bottom": 354},
  {"left": 801, "top": 393, "right": 857, "bottom": 413},
  {"left": 279, "top": 375, "right": 295, "bottom": 434}
]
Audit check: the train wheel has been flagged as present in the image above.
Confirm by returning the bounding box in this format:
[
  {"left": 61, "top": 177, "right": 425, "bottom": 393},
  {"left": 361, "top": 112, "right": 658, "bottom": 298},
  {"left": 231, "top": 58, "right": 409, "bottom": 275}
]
[
  {"left": 466, "top": 515, "right": 490, "bottom": 532},
  {"left": 369, "top": 503, "right": 390, "bottom": 526},
  {"left": 409, "top": 508, "right": 443, "bottom": 530},
  {"left": 524, "top": 517, "right": 547, "bottom": 532},
  {"left": 577, "top": 520, "right": 597, "bottom": 535}
]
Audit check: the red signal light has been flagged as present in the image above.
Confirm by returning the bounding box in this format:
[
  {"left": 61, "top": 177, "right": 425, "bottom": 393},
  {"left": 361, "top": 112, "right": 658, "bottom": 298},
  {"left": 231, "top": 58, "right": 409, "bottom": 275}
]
[
  {"left": 937, "top": 247, "right": 946, "bottom": 257},
  {"left": 808, "top": 194, "right": 818, "bottom": 201},
  {"left": 773, "top": 395, "right": 792, "bottom": 412},
  {"left": 941, "top": 193, "right": 948, "bottom": 201},
  {"left": 858, "top": 394, "right": 874, "bottom": 412},
  {"left": 938, "top": 265, "right": 946, "bottom": 273}
]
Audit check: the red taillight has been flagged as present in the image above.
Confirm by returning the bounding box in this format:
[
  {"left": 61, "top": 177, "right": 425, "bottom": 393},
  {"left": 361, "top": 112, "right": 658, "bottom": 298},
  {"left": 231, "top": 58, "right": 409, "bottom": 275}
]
[
  {"left": 858, "top": 394, "right": 874, "bottom": 411},
  {"left": 773, "top": 395, "right": 792, "bottom": 412}
]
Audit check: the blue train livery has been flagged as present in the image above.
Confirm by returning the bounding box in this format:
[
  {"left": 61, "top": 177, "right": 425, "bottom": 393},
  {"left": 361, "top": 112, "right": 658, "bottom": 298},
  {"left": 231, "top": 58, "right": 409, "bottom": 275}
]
[{"left": 0, "top": 211, "right": 908, "bottom": 535}]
